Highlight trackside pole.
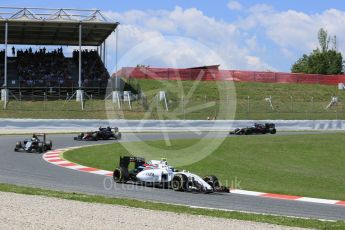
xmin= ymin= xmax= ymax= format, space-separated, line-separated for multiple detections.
xmin=1 ymin=22 xmax=9 ymax=108
xmin=4 ymin=22 xmax=8 ymax=90
xmin=103 ymin=40 xmax=106 ymax=67
xmin=104 ymin=25 xmax=121 ymax=109
xmin=115 ymin=26 xmax=119 ymax=90
xmin=78 ymin=23 xmax=82 ymax=90
xmin=76 ymin=23 xmax=84 ymax=110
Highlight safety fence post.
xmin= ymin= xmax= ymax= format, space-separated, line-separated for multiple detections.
xmin=247 ymin=96 xmax=250 ymax=115
xmin=290 ymin=96 xmax=293 ymax=112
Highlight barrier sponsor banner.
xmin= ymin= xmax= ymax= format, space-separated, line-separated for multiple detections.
xmin=0 ymin=119 xmax=344 ymax=133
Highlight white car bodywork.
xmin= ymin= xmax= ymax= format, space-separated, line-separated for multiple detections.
xmin=135 ymin=159 xmax=214 ymax=192
xmin=135 ymin=159 xmax=174 ymax=183
xmin=174 ymin=171 xmax=213 ymax=192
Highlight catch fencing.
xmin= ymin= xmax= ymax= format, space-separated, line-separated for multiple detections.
xmin=118 ymin=67 xmax=345 ymax=85
xmin=1 ymin=94 xmax=344 ymax=120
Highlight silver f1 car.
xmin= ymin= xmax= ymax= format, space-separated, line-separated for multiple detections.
xmin=113 ymin=156 xmax=229 ymax=193
xmin=14 ymin=133 xmax=52 ymax=153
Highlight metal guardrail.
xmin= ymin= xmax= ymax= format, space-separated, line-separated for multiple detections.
xmin=7 ymin=87 xmax=107 ymax=99
xmin=0 ymin=119 xmax=344 ymax=133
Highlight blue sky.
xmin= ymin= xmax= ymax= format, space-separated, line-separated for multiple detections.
xmin=3 ymin=1 xmax=345 ymax=72
xmin=5 ymin=0 xmax=345 ymax=16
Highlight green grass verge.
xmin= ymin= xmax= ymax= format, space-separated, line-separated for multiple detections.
xmin=0 ymin=183 xmax=344 ymax=229
xmin=64 ymin=133 xmax=345 ymax=201
xmin=0 ymin=80 xmax=344 ymax=119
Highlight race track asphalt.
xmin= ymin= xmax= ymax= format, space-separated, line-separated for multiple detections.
xmin=0 ymin=132 xmax=345 ymax=221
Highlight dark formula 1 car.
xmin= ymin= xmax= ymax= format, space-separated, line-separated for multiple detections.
xmin=14 ymin=133 xmax=53 ymax=153
xmin=74 ymin=127 xmax=122 ymax=141
xmin=113 ymin=156 xmax=229 ymax=193
xmin=230 ymin=123 xmax=276 ymax=135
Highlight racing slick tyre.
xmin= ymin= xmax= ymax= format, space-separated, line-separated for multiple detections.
xmin=270 ymin=128 xmax=277 ymax=134
xmin=14 ymin=141 xmax=22 ymax=152
xmin=113 ymin=168 xmax=126 ymax=183
xmin=115 ymin=132 xmax=122 ymax=140
xmin=171 ymin=174 xmax=188 ymax=192
xmin=203 ymin=175 xmax=220 ymax=190
xmin=92 ymin=133 xmax=98 ymax=141
xmin=37 ymin=142 xmax=44 ymax=153
xmin=74 ymin=133 xmax=83 ymax=141
xmin=244 ymin=129 xmax=251 ymax=135
xmin=46 ymin=140 xmax=53 ymax=150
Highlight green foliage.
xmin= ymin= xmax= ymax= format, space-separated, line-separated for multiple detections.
xmin=291 ymin=54 xmax=309 ymax=73
xmin=292 ymin=28 xmax=344 ymax=74
xmin=318 ymin=28 xmax=330 ymax=53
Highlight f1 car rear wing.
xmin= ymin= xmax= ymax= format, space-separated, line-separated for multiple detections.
xmin=32 ymin=133 xmax=46 ymax=142
xmin=119 ymin=156 xmax=145 ymax=169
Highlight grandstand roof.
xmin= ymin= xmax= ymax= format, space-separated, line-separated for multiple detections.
xmin=0 ymin=7 xmax=118 ymax=46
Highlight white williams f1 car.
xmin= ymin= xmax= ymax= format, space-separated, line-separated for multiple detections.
xmin=113 ymin=156 xmax=229 ymax=193
xmin=113 ymin=157 xmax=174 ymax=187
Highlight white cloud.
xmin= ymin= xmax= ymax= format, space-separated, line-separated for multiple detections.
xmin=92 ymin=4 xmax=345 ymax=73
xmin=245 ymin=35 xmax=258 ymax=51
xmin=104 ymin=7 xmax=271 ymax=72
xmin=245 ymin=55 xmax=276 ymax=71
xmin=248 ymin=3 xmax=273 ymax=14
xmin=227 ymin=1 xmax=243 ymax=11
xmin=238 ymin=6 xmax=345 ymax=60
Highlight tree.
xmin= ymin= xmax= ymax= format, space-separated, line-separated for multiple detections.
xmin=318 ymin=28 xmax=330 ymax=53
xmin=291 ymin=28 xmax=344 ymax=74
xmin=291 ymin=54 xmax=308 ymax=73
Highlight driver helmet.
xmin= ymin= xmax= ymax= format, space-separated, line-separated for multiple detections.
xmin=161 ymin=158 xmax=168 ymax=166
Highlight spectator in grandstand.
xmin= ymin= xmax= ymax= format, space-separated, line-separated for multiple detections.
xmin=0 ymin=50 xmax=5 ymax=86
xmin=16 ymin=48 xmax=70 ymax=87
xmin=14 ymin=47 xmax=108 ymax=88
xmin=73 ymin=49 xmax=110 ymax=87
xmin=0 ymin=50 xmax=5 ymax=60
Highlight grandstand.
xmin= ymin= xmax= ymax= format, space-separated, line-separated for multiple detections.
xmin=0 ymin=7 xmax=119 ymax=105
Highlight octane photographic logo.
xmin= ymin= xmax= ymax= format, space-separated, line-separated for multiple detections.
xmin=105 ymin=36 xmax=236 ymax=167
xmin=103 ymin=176 xmax=242 ymax=192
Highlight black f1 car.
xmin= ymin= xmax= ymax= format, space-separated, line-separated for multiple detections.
xmin=229 ymin=123 xmax=276 ymax=135
xmin=74 ymin=127 xmax=122 ymax=141
xmin=14 ymin=133 xmax=53 ymax=153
